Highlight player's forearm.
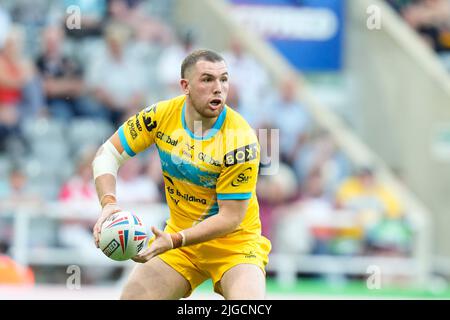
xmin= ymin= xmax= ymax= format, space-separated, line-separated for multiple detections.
xmin=178 ymin=200 xmax=247 ymax=247
xmin=92 ymin=133 xmax=129 ymax=209
xmin=181 ymin=213 xmax=241 ymax=246
xmin=94 ymin=173 xmax=117 ymax=208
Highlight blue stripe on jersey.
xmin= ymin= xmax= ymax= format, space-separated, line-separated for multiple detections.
xmin=118 ymin=126 xmax=136 ymax=157
xmin=217 ymin=192 xmax=252 ymax=200
xmin=157 ymin=147 xmax=219 ymax=189
xmin=182 ymin=103 xmax=227 ymax=140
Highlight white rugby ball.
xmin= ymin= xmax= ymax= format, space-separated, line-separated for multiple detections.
xmin=99 ymin=211 xmax=147 ymax=261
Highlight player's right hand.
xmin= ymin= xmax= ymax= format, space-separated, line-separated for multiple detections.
xmin=93 ymin=203 xmax=122 ymax=248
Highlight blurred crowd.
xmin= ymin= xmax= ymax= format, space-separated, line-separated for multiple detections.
xmin=0 ymin=0 xmax=414 ymax=284
xmin=387 ymin=0 xmax=450 ymax=70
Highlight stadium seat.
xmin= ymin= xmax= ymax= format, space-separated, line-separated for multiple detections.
xmin=0 ymin=155 xmax=11 ymax=178
xmin=22 ymin=118 xmax=65 ymax=144
xmin=67 ymin=119 xmax=114 ymax=153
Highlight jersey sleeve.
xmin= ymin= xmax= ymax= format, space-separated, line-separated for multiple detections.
xmin=216 ymin=141 xmax=260 ymax=200
xmin=117 ymin=104 xmax=159 ymax=156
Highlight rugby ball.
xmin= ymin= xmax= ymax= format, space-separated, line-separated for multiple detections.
xmin=99 ymin=211 xmax=147 ymax=261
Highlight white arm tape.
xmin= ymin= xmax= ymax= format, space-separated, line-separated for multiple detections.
xmin=92 ymin=140 xmax=131 ymax=180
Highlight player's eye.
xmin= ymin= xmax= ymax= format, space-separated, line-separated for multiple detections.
xmin=221 ymin=77 xmax=228 ymax=83
xmin=202 ymin=77 xmax=212 ymax=82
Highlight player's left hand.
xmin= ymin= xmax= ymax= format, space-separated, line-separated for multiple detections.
xmin=132 ymin=226 xmax=173 ymax=263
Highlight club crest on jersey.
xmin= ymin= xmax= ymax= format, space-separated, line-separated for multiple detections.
xmin=224 ymin=143 xmax=258 ymax=167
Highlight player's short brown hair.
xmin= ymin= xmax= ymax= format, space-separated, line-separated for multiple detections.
xmin=181 ymin=49 xmax=225 ymax=78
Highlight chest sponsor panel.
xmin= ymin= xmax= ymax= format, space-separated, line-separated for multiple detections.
xmin=224 ymin=143 xmax=258 ymax=167
xmin=197 ymin=151 xmax=221 ymax=167
xmin=165 ymin=185 xmax=208 ymax=205
xmin=156 ymin=131 xmax=179 ymax=146
xmin=158 ymin=146 xmax=220 ymax=189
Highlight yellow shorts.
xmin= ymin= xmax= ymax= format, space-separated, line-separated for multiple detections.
xmin=152 ymin=229 xmax=272 ymax=297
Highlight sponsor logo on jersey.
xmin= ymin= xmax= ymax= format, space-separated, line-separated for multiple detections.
xmin=143 ymin=114 xmax=157 ymax=132
xmin=231 ymin=167 xmax=252 ymax=187
xmin=143 ymin=104 xmax=157 ymax=132
xmin=176 ymin=189 xmax=207 ymax=205
xmin=198 ymin=152 xmax=221 ymax=167
xmin=166 ymin=185 xmax=207 ymax=205
xmin=244 ymin=250 xmax=257 ymax=259
xmin=224 ymin=143 xmax=258 ymax=167
xmin=127 ymin=119 xmax=138 ymax=139
xmin=156 ymin=131 xmax=178 ymax=146
xmin=135 ymin=113 xmax=142 ymax=131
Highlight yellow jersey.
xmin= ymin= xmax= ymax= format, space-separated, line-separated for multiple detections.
xmin=118 ymin=95 xmax=263 ymax=238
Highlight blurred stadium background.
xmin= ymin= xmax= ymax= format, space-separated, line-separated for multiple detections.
xmin=1 ymin=0 xmax=450 ymax=299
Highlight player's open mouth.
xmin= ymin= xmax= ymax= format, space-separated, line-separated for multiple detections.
xmin=209 ymin=99 xmax=222 ymax=110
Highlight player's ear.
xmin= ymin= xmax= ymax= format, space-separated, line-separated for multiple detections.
xmin=180 ymin=78 xmax=189 ymax=95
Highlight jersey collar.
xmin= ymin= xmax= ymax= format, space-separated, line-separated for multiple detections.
xmin=181 ymin=102 xmax=227 ymax=140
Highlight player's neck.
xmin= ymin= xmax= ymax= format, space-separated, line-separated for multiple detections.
xmin=185 ymin=102 xmax=218 ymax=137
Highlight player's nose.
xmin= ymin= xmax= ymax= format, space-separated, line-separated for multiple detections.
xmin=213 ymin=79 xmax=222 ymax=94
